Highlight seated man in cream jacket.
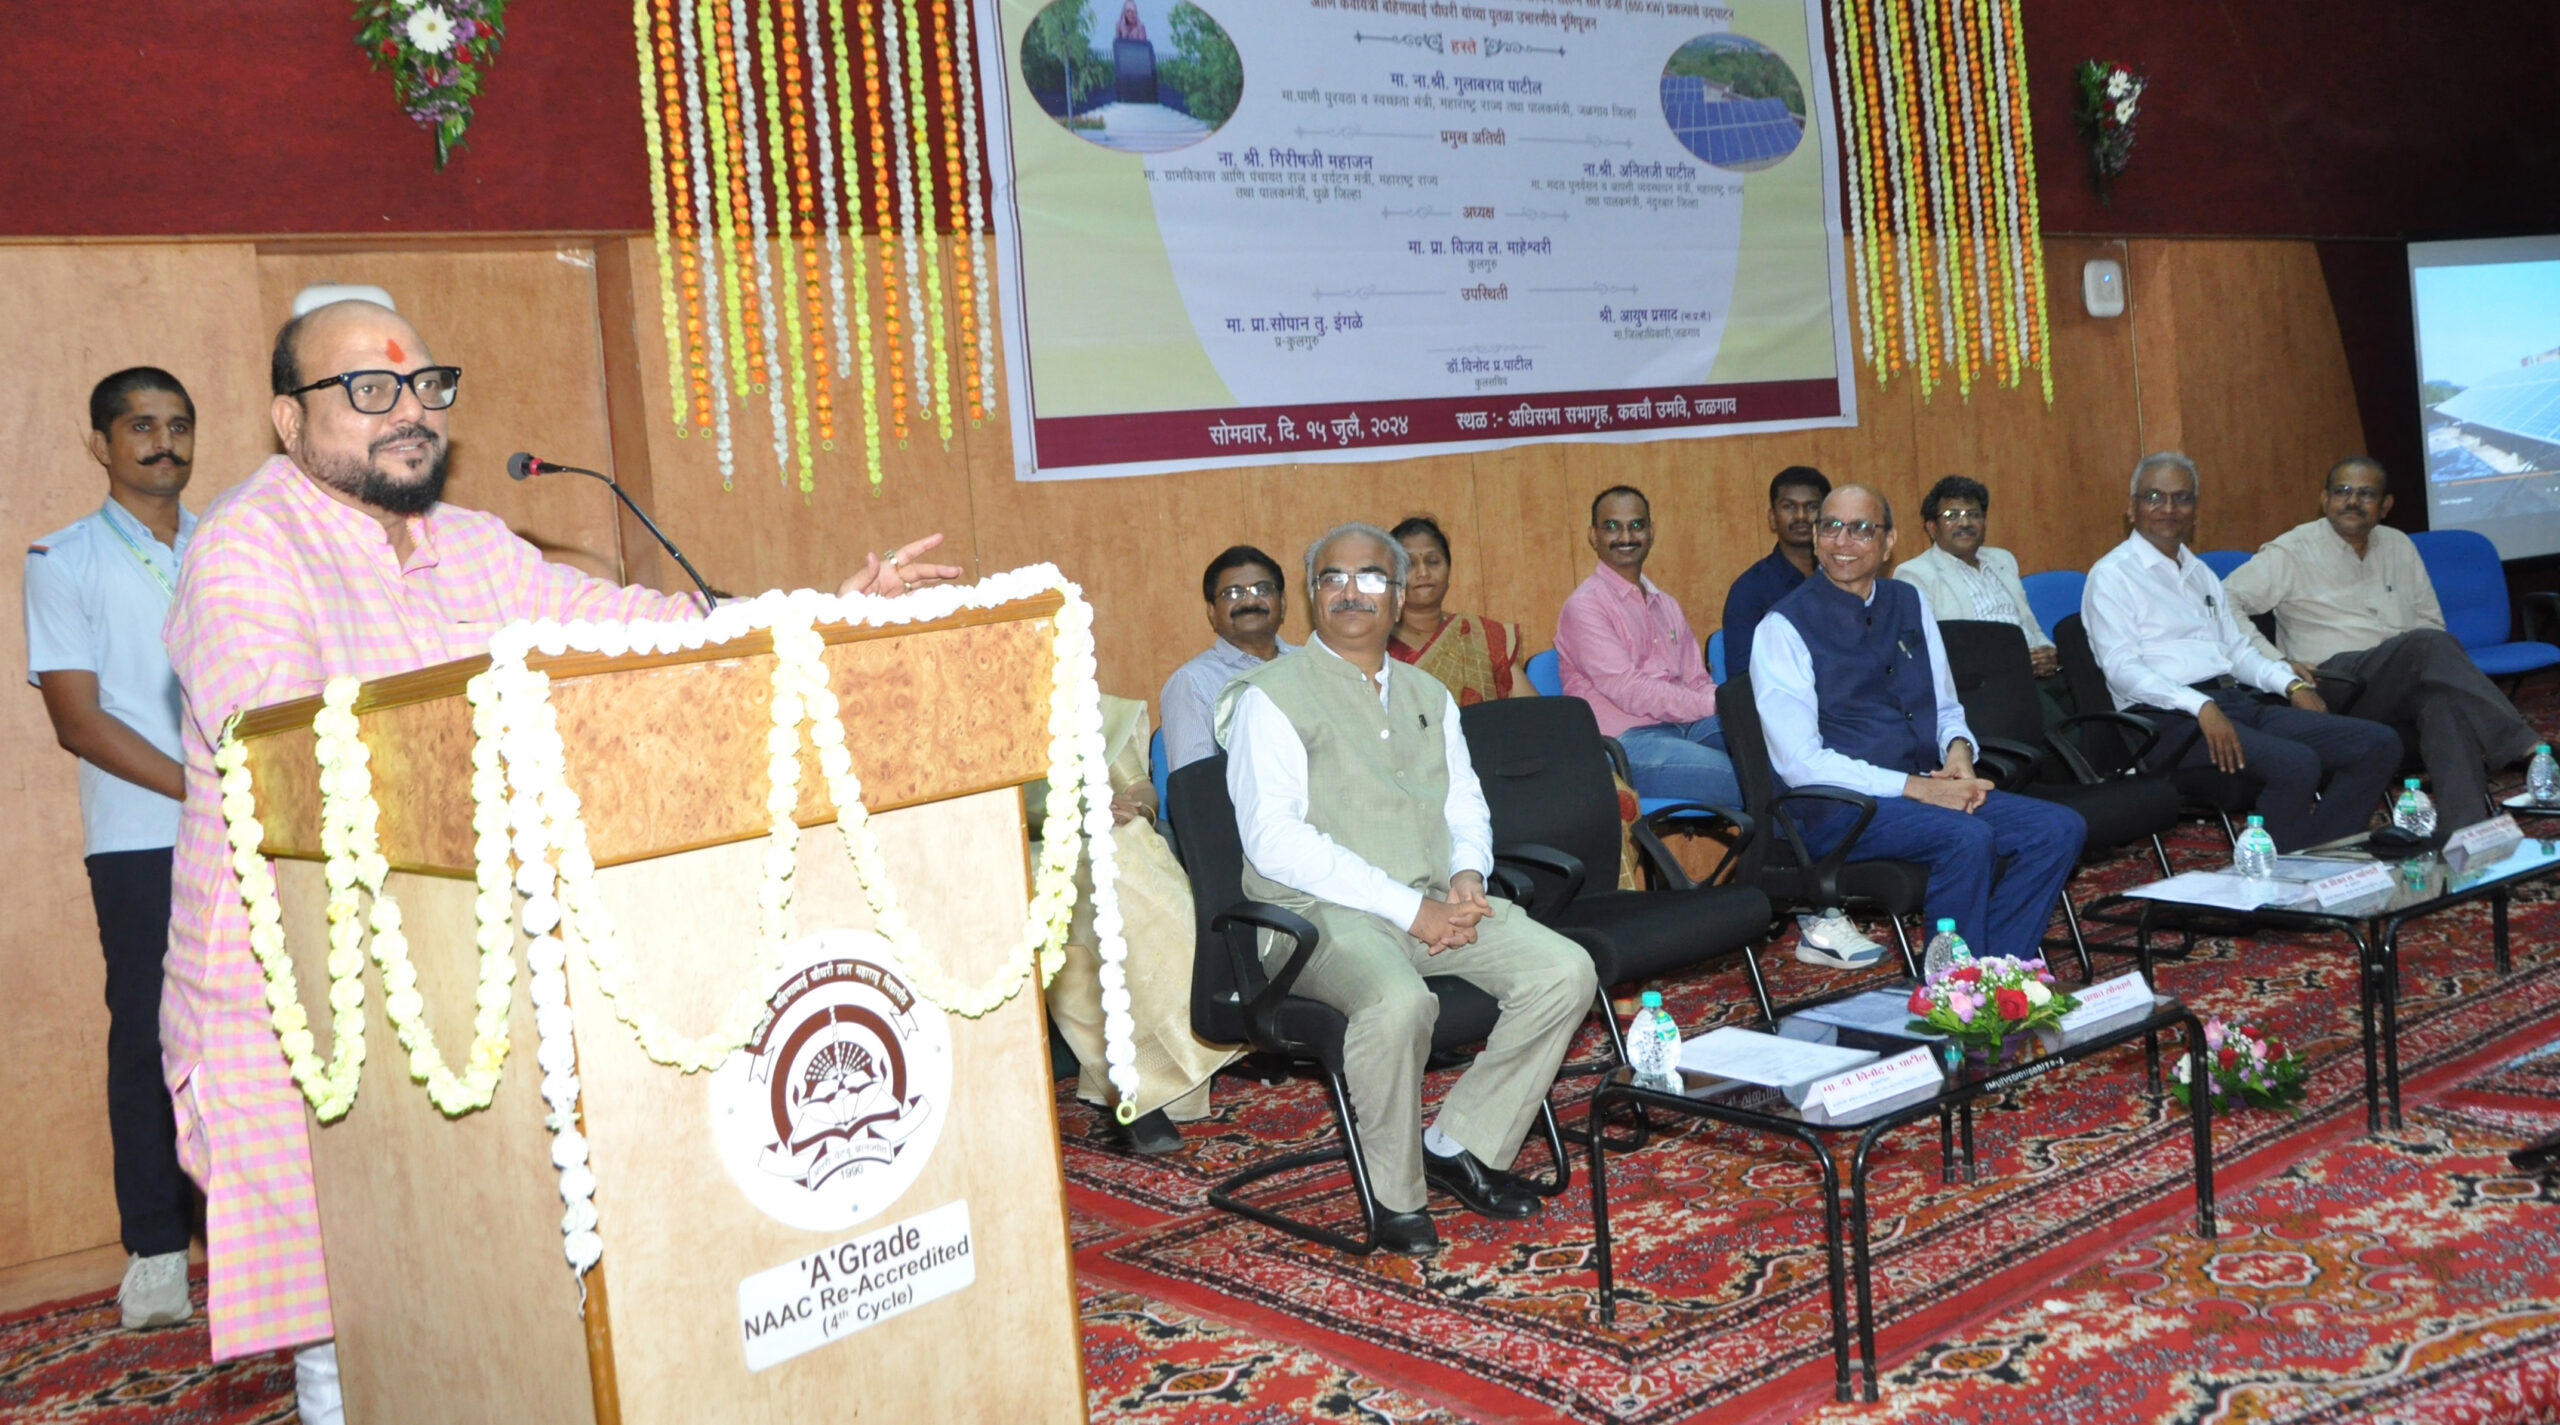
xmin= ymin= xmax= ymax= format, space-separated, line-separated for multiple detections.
xmin=1892 ymin=474 xmax=2070 ymax=731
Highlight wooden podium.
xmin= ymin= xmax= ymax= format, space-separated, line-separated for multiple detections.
xmin=234 ymin=594 xmax=1086 ymax=1424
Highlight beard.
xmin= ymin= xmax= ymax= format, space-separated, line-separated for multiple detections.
xmin=304 ymin=424 xmax=451 ymax=515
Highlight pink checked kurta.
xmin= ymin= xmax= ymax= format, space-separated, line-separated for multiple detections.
xmin=164 ymin=456 xmax=701 ymax=1359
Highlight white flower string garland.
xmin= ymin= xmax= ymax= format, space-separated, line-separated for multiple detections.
xmin=214 ymin=568 xmax=1137 ymax=1279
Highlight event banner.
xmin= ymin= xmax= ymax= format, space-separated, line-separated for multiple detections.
xmin=976 ymin=0 xmax=1855 ymax=480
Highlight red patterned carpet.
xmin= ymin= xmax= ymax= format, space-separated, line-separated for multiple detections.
xmin=9 ymin=799 xmax=2559 ymax=1423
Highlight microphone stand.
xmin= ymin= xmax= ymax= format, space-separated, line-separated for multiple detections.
xmin=514 ymin=455 xmax=719 ymax=615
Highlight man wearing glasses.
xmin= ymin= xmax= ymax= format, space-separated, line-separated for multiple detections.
xmin=159 ymin=298 xmax=959 ymax=1421
xmin=1216 ymin=523 xmax=1593 ymax=1257
xmin=2222 ymin=456 xmax=2536 ymax=831
xmin=1160 ymin=544 xmax=1297 ymax=770
xmin=1752 ymin=486 xmax=2087 ymax=964
xmin=1891 ymin=474 xmax=2072 ymax=732
xmin=2085 ymin=451 xmax=2400 ymax=850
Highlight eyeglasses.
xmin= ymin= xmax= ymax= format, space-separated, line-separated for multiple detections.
xmin=1214 ymin=579 xmax=1278 ymax=603
xmin=1595 ymin=517 xmax=1651 ymax=534
xmin=1815 ymin=517 xmax=1886 ymax=544
xmin=1314 ymin=569 xmax=1399 ymax=595
xmin=1931 ymin=509 xmax=1986 ymax=526
xmin=289 ymin=365 xmax=463 ymax=415
xmin=2135 ymin=488 xmax=2198 ymax=509
xmin=2325 ymin=484 xmax=2384 ymax=504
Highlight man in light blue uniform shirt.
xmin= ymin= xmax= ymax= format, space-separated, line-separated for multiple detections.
xmin=24 ymin=367 xmax=203 ymax=1330
xmin=1160 ymin=544 xmax=1298 ymax=770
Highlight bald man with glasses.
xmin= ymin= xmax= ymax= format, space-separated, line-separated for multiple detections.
xmin=2223 ymin=456 xmax=2537 ymax=831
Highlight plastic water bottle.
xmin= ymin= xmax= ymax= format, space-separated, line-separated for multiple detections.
xmin=2392 ymin=778 xmax=2437 ymax=838
xmin=1626 ymin=991 xmax=1682 ymax=1091
xmin=1921 ymin=918 xmax=1972 ymax=979
xmin=2530 ymin=744 xmax=2558 ymax=807
xmin=2232 ymin=814 xmax=2279 ymax=879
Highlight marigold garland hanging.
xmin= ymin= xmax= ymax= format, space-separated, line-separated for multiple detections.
xmin=639 ymin=0 xmax=988 ymax=490
xmin=1830 ymin=0 xmax=2051 ymax=402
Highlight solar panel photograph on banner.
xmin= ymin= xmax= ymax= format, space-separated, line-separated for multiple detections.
xmin=2410 ymin=235 xmax=2560 ymax=560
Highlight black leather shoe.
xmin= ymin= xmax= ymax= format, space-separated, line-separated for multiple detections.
xmin=1375 ymin=1209 xmax=1440 ymax=1256
xmin=1423 ymin=1148 xmax=1543 ymax=1219
xmin=1109 ymin=1108 xmax=1184 ymax=1156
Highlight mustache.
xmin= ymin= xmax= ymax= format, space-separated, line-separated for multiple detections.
xmin=1228 ymin=602 xmax=1271 ymax=617
xmin=1327 ymin=597 xmax=1379 ymax=615
xmin=370 ymin=422 xmax=443 ymax=455
xmin=138 ymin=451 xmax=189 ymax=466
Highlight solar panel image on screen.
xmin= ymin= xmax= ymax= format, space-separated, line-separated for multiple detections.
xmin=1659 ymin=76 xmax=1803 ymax=171
xmin=2435 ymin=363 xmax=2560 ymax=446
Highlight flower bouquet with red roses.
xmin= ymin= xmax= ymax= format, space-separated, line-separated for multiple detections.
xmin=2170 ymin=1017 xmax=2307 ymax=1114
xmin=1905 ymin=954 xmax=2079 ymax=1057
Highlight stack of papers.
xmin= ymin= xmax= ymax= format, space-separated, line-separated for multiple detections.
xmin=2120 ymin=870 xmax=2313 ymax=912
xmin=1786 ymin=989 xmax=1945 ymax=1043
xmin=1677 ymin=1026 xmax=1878 ymax=1106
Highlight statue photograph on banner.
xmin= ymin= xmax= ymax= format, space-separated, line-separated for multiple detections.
xmin=974 ymin=0 xmax=1855 ymax=478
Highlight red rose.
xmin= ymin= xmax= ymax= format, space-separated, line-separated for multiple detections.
xmin=380 ymin=40 xmax=398 ymax=57
xmin=1953 ymin=965 xmax=1983 ymax=983
xmin=1907 ymin=987 xmax=1934 ymax=1014
xmin=2217 ymin=1046 xmax=2239 ymax=1071
xmin=1994 ymin=987 xmax=2030 ymax=1021
xmin=2265 ymin=1039 xmax=2285 ymax=1060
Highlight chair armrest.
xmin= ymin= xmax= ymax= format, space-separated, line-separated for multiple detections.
xmin=1211 ymin=902 xmax=1323 ymax=1046
xmin=1632 ymin=800 xmax=1754 ymax=890
xmin=1486 ymin=863 xmax=1537 ymax=906
xmin=1972 ymin=736 xmax=2047 ymax=792
xmin=2054 ymin=709 xmax=2164 ymax=776
xmin=1491 ymin=842 xmax=1587 ymax=920
xmin=1601 ymin=735 xmax=1636 ymax=787
xmin=2523 ymin=591 xmax=2560 ymax=646
xmin=1764 ymin=785 xmax=1878 ymax=909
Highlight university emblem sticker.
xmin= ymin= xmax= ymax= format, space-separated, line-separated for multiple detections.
xmin=710 ymin=930 xmax=953 ymax=1233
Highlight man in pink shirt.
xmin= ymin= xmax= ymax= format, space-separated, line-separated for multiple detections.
xmin=163 ymin=299 xmax=957 ymax=1420
xmin=1552 ymin=485 xmax=1883 ymax=968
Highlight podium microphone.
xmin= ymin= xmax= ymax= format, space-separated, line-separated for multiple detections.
xmin=509 ymin=452 xmax=719 ymax=615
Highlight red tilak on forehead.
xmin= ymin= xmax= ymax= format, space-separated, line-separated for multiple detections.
xmin=385 ymin=337 xmax=406 ymax=363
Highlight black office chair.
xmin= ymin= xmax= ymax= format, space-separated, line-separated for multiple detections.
xmin=1166 ymin=756 xmax=1571 ymax=1256
xmin=2052 ymin=613 xmax=2265 ymax=861
xmin=1457 ymin=697 xmax=1777 ymax=1031
xmin=1715 ymin=673 xmax=1928 ymax=986
xmin=1936 ymin=619 xmax=2185 ymax=978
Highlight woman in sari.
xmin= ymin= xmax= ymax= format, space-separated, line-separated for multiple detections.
xmin=1387 ymin=515 xmax=1526 ymax=704
xmin=1047 ymin=694 xmax=1240 ymax=1152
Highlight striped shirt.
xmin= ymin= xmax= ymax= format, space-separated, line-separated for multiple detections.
xmin=163 ymin=456 xmax=698 ymax=1359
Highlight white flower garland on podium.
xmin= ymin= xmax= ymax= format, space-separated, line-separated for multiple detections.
xmin=215 ymin=567 xmax=1135 ymax=1278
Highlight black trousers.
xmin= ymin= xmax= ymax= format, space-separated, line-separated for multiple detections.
xmin=2138 ymin=685 xmax=2405 ymax=852
xmin=2319 ymin=628 xmax=2541 ymax=831
xmin=85 ymin=848 xmax=194 ymax=1256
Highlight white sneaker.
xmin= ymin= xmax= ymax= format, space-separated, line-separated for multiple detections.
xmin=1794 ymin=911 xmax=1888 ymax=969
xmin=118 ymin=1250 xmax=191 ymax=1330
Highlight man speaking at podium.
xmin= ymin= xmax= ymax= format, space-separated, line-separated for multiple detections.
xmin=162 ymin=297 xmax=958 ymax=1421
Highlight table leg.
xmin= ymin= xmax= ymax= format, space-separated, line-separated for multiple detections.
xmin=1851 ymin=1130 xmax=1887 ymax=1402
xmin=1937 ymin=1108 xmax=1956 ymax=1185
xmin=2380 ymin=925 xmax=2405 ymax=1129
xmin=1809 ymin=1135 xmax=1852 ymax=1403
xmin=2494 ymin=889 xmax=2511 ymax=975
xmin=2353 ymin=924 xmax=2381 ymax=1133
xmin=2184 ymin=1013 xmax=2217 ymax=1238
xmin=2144 ymin=1029 xmax=2162 ymax=1095
xmin=1959 ymin=1100 xmax=1978 ymax=1184
xmin=1589 ymin=1087 xmax=1617 ymax=1324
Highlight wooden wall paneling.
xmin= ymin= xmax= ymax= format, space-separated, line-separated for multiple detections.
xmin=607 ymin=238 xmax=982 ymax=605
xmin=253 ymin=248 xmax=628 ymax=580
xmin=0 ymin=242 xmax=274 ymax=1269
xmin=1463 ymin=441 xmax=1583 ymax=657
xmin=2148 ymin=240 xmax=2367 ymax=554
xmin=1907 ymin=237 xmax=2146 ymax=578
xmin=592 ymin=239 xmax=663 ymax=592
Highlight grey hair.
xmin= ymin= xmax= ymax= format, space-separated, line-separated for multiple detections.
xmin=2131 ymin=450 xmax=2199 ymax=497
xmin=1825 ymin=483 xmax=1896 ymax=530
xmin=1303 ymin=521 xmax=1411 ymax=594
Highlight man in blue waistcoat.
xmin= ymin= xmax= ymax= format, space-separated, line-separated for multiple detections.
xmin=1746 ymin=485 xmax=2087 ymax=963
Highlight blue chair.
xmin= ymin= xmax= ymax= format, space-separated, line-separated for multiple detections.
xmin=1706 ymin=628 xmax=1727 ymax=684
xmin=2198 ymin=548 xmax=2252 ymax=581
xmin=2411 ymin=529 xmax=2560 ymax=682
xmin=1149 ymin=726 xmax=1171 ymax=826
xmin=2018 ymin=569 xmax=2084 ymax=640
xmin=1524 ymin=648 xmax=1563 ymax=697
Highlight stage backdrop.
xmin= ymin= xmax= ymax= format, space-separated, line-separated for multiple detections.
xmin=978 ymin=0 xmax=1855 ymax=479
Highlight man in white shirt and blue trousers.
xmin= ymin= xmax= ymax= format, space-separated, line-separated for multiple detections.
xmin=1218 ymin=523 xmax=1594 ymax=1258
xmin=1750 ymin=486 xmax=2088 ymax=964
xmin=2085 ymin=452 xmax=2402 ymax=851
xmin=24 ymin=368 xmax=203 ymax=1329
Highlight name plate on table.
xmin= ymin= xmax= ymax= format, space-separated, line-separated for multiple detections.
xmin=737 ymin=1199 xmax=976 ymax=1372
xmin=1796 ymin=1046 xmax=1941 ymax=1114
xmin=2444 ymin=814 xmax=2524 ymax=873
xmin=2056 ymin=971 xmax=2151 ymax=1032
xmin=2308 ymin=862 xmax=2396 ymax=910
